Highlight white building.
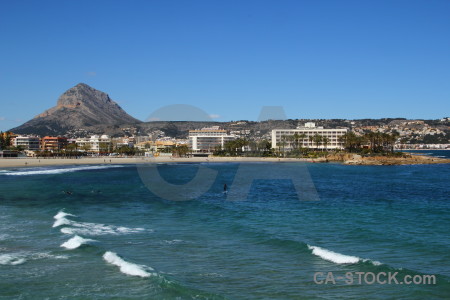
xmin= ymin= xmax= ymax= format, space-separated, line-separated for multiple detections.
xmin=271 ymin=123 xmax=348 ymax=150
xmin=76 ymin=135 xmax=111 ymax=153
xmin=12 ymin=136 xmax=40 ymax=151
xmin=189 ymin=126 xmax=236 ymax=152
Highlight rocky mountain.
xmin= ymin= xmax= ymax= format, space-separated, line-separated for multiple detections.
xmin=10 ymin=83 xmax=141 ymax=136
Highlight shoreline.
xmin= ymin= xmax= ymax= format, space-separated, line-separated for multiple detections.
xmin=1 ymin=153 xmax=449 ymax=168
xmin=0 ymin=156 xmax=316 ymax=168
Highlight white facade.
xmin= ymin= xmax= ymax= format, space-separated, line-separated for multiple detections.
xmin=76 ymin=135 xmax=111 ymax=152
xmin=13 ymin=136 xmax=40 ymax=151
xmin=271 ymin=123 xmax=348 ymax=150
xmin=189 ymin=127 xmax=236 ymax=152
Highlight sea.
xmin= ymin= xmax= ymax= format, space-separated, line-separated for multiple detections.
xmin=0 ymin=150 xmax=449 ymax=299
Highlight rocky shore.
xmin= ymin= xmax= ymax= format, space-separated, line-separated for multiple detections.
xmin=325 ymin=153 xmax=450 ymax=165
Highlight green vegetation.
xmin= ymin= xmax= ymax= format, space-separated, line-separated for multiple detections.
xmin=172 ymin=144 xmax=189 ymax=157
xmin=338 ymin=131 xmax=398 ymax=154
xmin=0 ymin=131 xmax=12 ymax=149
xmin=214 ymin=138 xmax=274 ymax=157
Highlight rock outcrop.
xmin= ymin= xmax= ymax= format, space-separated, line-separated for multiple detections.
xmin=326 ymin=153 xmax=450 ymax=165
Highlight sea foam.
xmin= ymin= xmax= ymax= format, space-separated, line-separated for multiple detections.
xmin=61 ymin=235 xmax=96 ymax=250
xmin=53 ymin=210 xmax=146 ymax=235
xmin=307 ymin=245 xmax=361 ymax=264
xmin=54 ymin=211 xmax=76 ymax=220
xmin=53 ymin=217 xmax=73 ymax=228
xmin=0 ymin=252 xmax=68 ymax=266
xmin=103 ymin=251 xmax=154 ymax=278
xmin=307 ymin=245 xmax=382 ymax=265
xmin=0 ymin=254 xmax=26 ymax=265
xmin=60 ymin=222 xmax=146 ymax=236
xmin=3 ymin=165 xmax=124 ymax=176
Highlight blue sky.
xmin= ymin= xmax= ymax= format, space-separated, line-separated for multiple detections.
xmin=1 ymin=0 xmax=449 ymax=131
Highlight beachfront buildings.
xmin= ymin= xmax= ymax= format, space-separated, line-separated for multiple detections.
xmin=41 ymin=136 xmax=68 ymax=151
xmin=75 ymin=135 xmax=112 ymax=153
xmin=12 ymin=136 xmax=41 ymax=151
xmin=189 ymin=126 xmax=236 ymax=153
xmin=271 ymin=123 xmax=348 ymax=150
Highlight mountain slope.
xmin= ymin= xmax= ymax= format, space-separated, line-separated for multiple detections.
xmin=10 ymin=83 xmax=141 ymax=136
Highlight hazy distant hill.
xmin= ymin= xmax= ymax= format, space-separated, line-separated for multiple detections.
xmin=10 ymin=83 xmax=141 ymax=136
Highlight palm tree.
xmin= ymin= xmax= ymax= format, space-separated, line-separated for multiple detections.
xmin=339 ymin=132 xmax=360 ymax=152
xmin=280 ymin=135 xmax=288 ymax=157
xmin=322 ymin=136 xmax=330 ymax=151
xmin=308 ymin=135 xmax=314 ymax=150
xmin=286 ymin=135 xmax=295 ymax=153
xmin=313 ymin=134 xmax=323 ymax=151
xmin=292 ymin=133 xmax=300 ymax=151
xmin=298 ymin=133 xmax=307 ymax=149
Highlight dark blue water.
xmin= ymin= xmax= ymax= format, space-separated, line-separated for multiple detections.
xmin=0 ymin=161 xmax=449 ymax=299
xmin=399 ymin=149 xmax=450 ymax=159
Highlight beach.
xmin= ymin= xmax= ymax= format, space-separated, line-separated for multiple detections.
xmin=0 ymin=156 xmax=314 ymax=168
xmin=2 ymin=152 xmax=450 ymax=168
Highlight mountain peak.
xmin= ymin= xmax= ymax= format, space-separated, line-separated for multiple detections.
xmin=10 ymin=84 xmax=141 ymax=136
xmin=56 ymin=83 xmax=112 ymax=108
xmin=74 ymin=82 xmax=91 ymax=88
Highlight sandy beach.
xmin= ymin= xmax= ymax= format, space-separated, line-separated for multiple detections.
xmin=0 ymin=156 xmax=313 ymax=168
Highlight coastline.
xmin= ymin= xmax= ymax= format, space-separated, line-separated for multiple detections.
xmin=1 ymin=153 xmax=450 ymax=168
xmin=0 ymin=156 xmax=315 ymax=168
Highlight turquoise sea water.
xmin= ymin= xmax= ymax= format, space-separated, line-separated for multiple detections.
xmin=0 ymin=152 xmax=449 ymax=299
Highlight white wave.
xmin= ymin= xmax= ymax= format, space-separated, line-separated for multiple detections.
xmin=0 ymin=252 xmax=68 ymax=266
xmin=362 ymin=258 xmax=382 ymax=266
xmin=61 ymin=235 xmax=96 ymax=250
xmin=162 ymin=239 xmax=184 ymax=245
xmin=307 ymin=245 xmax=382 ymax=266
xmin=0 ymin=254 xmax=26 ymax=265
xmin=308 ymin=245 xmax=360 ymax=264
xmin=3 ymin=165 xmax=124 ymax=176
xmin=53 ymin=217 xmax=73 ymax=228
xmin=60 ymin=221 xmax=146 ymax=236
xmin=54 ymin=211 xmax=76 ymax=220
xmin=103 ymin=251 xmax=154 ymax=278
xmin=30 ymin=252 xmax=69 ymax=260
xmin=0 ymin=234 xmax=9 ymax=241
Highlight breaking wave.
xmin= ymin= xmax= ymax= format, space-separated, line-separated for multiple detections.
xmin=54 ymin=211 xmax=76 ymax=220
xmin=3 ymin=165 xmax=124 ymax=176
xmin=53 ymin=210 xmax=147 ymax=236
xmin=59 ymin=222 xmax=146 ymax=236
xmin=307 ymin=245 xmax=381 ymax=265
xmin=103 ymin=251 xmax=155 ymax=278
xmin=61 ymin=235 xmax=96 ymax=250
xmin=0 ymin=254 xmax=26 ymax=265
xmin=0 ymin=252 xmax=68 ymax=266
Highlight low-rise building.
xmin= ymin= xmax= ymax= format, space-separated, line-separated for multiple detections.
xmin=41 ymin=136 xmax=68 ymax=151
xmin=76 ymin=135 xmax=112 ymax=153
xmin=12 ymin=136 xmax=41 ymax=151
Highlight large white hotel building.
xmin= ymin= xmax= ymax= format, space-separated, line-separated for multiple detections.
xmin=271 ymin=122 xmax=348 ymax=150
xmin=189 ymin=126 xmax=236 ymax=153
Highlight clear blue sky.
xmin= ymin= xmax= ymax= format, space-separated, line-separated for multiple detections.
xmin=1 ymin=0 xmax=449 ymax=131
